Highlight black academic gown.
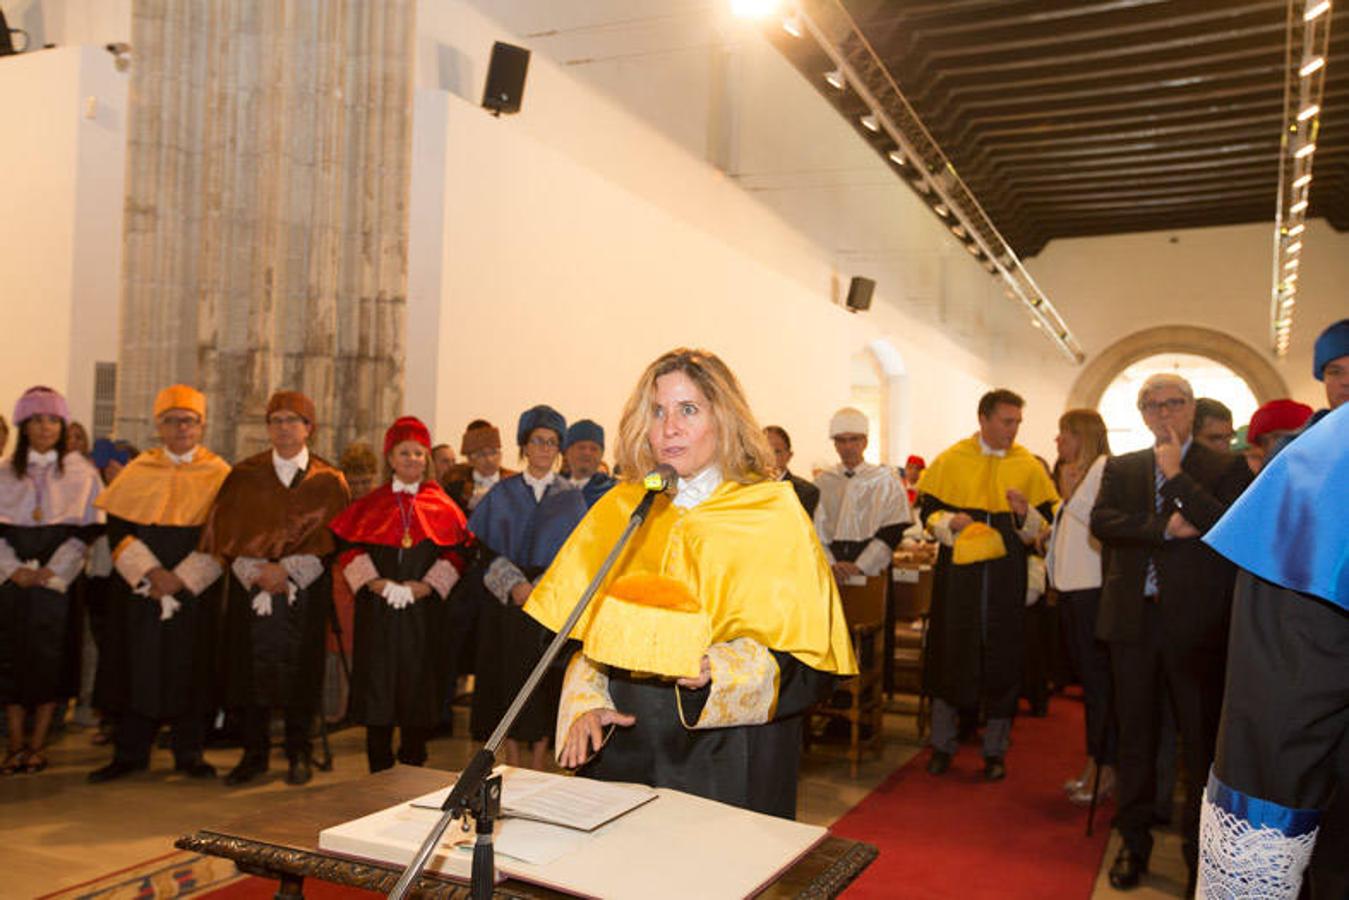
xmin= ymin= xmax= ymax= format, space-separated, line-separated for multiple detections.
xmin=349 ymin=540 xmax=450 ymax=728
xmin=0 ymin=524 xmax=97 ymax=706
xmin=580 ymin=651 xmax=834 ymax=819
xmin=100 ymin=516 xmax=215 ymax=720
xmin=921 ymin=497 xmax=1054 ymax=718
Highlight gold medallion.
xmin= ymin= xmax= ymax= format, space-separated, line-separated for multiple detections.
xmin=401 ymin=532 xmax=413 ymax=549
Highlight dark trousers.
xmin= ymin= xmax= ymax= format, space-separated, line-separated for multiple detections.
xmin=1215 ymin=576 xmax=1349 ymax=898
xmin=1110 ymin=599 xmax=1225 ymax=872
xmin=115 ymin=710 xmax=204 ymax=766
xmin=365 ymin=724 xmax=432 ymax=773
xmin=1059 ymin=589 xmax=1117 ymax=764
xmin=240 ymin=704 xmax=312 ymax=761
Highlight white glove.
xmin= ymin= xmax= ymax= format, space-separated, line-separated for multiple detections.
xmin=251 ymin=592 xmax=274 ymax=617
xmin=159 ymin=595 xmax=182 ymax=621
xmin=381 ymin=581 xmax=415 ymax=610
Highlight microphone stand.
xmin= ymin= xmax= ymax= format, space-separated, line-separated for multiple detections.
xmin=388 ymin=477 xmax=669 ymax=900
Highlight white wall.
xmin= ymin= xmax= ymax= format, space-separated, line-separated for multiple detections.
xmin=1027 ymin=221 xmax=1349 ymax=415
xmin=3 ymin=0 xmax=132 ymax=50
xmin=0 ymin=46 xmax=127 ymax=441
xmin=408 ymin=0 xmax=1074 ymax=470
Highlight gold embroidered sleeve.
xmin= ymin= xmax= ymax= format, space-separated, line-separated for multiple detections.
xmin=554 ymin=652 xmax=614 ymax=760
xmin=680 ymin=637 xmax=780 ymax=730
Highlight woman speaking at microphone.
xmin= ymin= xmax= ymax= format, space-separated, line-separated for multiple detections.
xmin=524 ymin=348 xmax=856 ymax=819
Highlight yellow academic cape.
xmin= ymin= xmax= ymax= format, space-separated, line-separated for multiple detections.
xmin=525 ymin=479 xmax=857 ymax=677
xmin=95 ymin=447 xmax=231 ymax=527
xmin=915 ymin=436 xmax=1059 ymax=515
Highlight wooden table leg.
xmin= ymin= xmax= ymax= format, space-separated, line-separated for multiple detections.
xmin=274 ymin=872 xmax=305 ymax=900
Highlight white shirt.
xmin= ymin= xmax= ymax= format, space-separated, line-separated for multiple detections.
xmin=522 ymin=470 xmax=556 ymax=502
xmin=814 ymin=461 xmax=913 ymax=576
xmin=165 ymin=447 xmax=198 ymax=465
xmin=27 ymin=449 xmax=58 ymax=467
xmin=978 ymin=435 xmax=1007 ymax=458
xmin=674 ymin=465 xmax=722 ymax=510
xmin=272 ymin=446 xmax=309 ymax=488
xmin=392 ymin=478 xmax=419 ymax=495
xmin=1046 ymin=455 xmax=1106 ymax=591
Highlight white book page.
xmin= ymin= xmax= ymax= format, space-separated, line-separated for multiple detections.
xmin=409 ymin=767 xmax=657 ymax=831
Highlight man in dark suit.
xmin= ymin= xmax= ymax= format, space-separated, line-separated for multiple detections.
xmin=765 ymin=425 xmax=820 ymax=518
xmin=1091 ymin=373 xmax=1251 ymax=892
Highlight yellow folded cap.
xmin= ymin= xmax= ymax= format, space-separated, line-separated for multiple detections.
xmin=582 ymin=574 xmax=710 ymax=679
xmin=953 ymin=521 xmax=1007 ymax=565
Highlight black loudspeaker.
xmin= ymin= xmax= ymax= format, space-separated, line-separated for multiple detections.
xmin=482 ymin=41 xmax=530 ymax=115
xmin=845 ymin=276 xmax=875 ymax=312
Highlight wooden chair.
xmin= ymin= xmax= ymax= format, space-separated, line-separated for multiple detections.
xmin=806 ymin=574 xmax=887 ymax=777
xmin=889 ymin=565 xmax=934 ymax=738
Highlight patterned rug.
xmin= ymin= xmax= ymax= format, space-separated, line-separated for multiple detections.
xmin=35 ymin=851 xmax=244 ymax=900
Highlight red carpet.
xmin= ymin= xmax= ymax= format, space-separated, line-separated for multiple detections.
xmin=831 ymin=694 xmax=1110 ymax=899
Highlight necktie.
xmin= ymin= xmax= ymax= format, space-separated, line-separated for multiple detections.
xmin=1144 ymin=464 xmax=1164 ymax=597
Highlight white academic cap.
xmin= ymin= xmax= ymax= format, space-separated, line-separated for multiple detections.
xmin=829 ymin=407 xmax=869 ymax=438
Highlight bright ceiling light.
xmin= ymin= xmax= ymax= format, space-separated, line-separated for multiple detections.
xmin=824 ymin=69 xmax=845 ymax=90
xmin=1284 ymin=258 xmax=1300 ymax=270
xmin=1299 ymin=56 xmax=1326 ymax=77
xmin=1287 ymin=223 xmax=1307 ymax=237
xmin=730 ymin=0 xmax=780 ymax=18
xmin=859 ymin=113 xmax=880 ymax=132
xmin=1305 ymin=1 xmax=1331 ymax=21
xmin=887 ymin=149 xmax=906 ymax=166
xmin=1294 ymin=142 xmax=1317 ymax=159
xmin=1287 ymin=240 xmax=1304 ymax=254
xmin=1298 ymin=104 xmax=1321 ymax=122
xmin=781 ymin=14 xmax=801 ymax=37
xmin=1293 ymin=173 xmax=1312 ymax=189
xmin=933 ymin=203 xmax=950 ymax=218
xmin=1290 ymin=199 xmax=1309 ymax=214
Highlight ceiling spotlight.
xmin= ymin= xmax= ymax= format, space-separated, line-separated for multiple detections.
xmin=1294 ymin=142 xmax=1317 ymax=159
xmin=933 ymin=203 xmax=950 ymax=218
xmin=1298 ymin=104 xmax=1321 ymax=122
xmin=1287 ymin=240 xmax=1304 ymax=254
xmin=1285 ymin=258 xmax=1300 ymax=269
xmin=781 ymin=14 xmax=802 ymax=37
xmin=1293 ymin=173 xmax=1313 ymax=189
xmin=1290 ymin=199 xmax=1309 ymax=214
xmin=1299 ymin=56 xmax=1326 ymax=77
xmin=887 ymin=149 xmax=906 ymax=166
xmin=824 ymin=69 xmax=845 ymax=90
xmin=859 ymin=113 xmax=880 ymax=132
xmin=1305 ymin=0 xmax=1331 ymax=21
xmin=1287 ymin=223 xmax=1307 ymax=237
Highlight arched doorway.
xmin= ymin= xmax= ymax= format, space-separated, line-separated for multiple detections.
xmin=848 ymin=339 xmax=909 ymax=464
xmin=1098 ymin=353 xmax=1260 ymax=453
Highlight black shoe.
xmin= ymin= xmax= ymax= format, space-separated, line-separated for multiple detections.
xmin=1108 ymin=848 xmax=1148 ymax=890
xmin=174 ymin=757 xmax=217 ymax=779
xmin=87 ymin=759 xmax=148 ymax=783
xmin=286 ymin=756 xmax=312 ymax=786
xmin=926 ymin=750 xmax=952 ymax=775
xmin=983 ymin=756 xmax=1006 ymax=781
xmin=224 ymin=757 xmax=268 ymax=786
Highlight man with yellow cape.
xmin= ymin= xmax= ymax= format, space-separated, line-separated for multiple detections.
xmin=88 ymin=385 xmax=231 ymax=782
xmin=917 ymin=389 xmax=1058 ymax=781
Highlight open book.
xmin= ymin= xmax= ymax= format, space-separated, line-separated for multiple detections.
xmin=318 ymin=767 xmax=827 ymax=898
xmin=409 ymin=765 xmax=657 ymax=831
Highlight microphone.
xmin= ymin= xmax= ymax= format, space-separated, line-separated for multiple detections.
xmin=642 ymin=464 xmax=678 ymax=493
xmin=633 ymin=464 xmax=677 ymax=523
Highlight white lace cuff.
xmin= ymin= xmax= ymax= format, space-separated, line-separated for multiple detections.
xmin=484 ymin=556 xmax=527 ymax=604
xmin=1198 ymin=770 xmax=1319 ymax=900
xmin=343 ymin=553 xmax=379 ymax=593
xmin=175 ymin=552 xmax=222 ymax=597
xmin=112 ymin=536 xmax=161 ymax=588
xmin=423 ymin=558 xmax=460 ymax=599
xmin=281 ymin=554 xmax=324 ymax=590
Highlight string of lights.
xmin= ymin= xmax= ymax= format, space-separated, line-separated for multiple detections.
xmin=1270 ymin=0 xmax=1333 ymax=357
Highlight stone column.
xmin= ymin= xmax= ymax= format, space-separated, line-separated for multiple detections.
xmin=116 ymin=0 xmax=414 ymax=461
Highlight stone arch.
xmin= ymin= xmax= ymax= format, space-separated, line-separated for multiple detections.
xmin=1067 ymin=326 xmax=1289 ymax=409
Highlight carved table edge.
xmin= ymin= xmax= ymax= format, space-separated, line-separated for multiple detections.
xmin=794 ymin=840 xmax=879 ymax=899
xmin=174 ymin=831 xmax=472 ymax=897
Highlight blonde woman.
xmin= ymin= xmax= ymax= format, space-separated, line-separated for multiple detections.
xmin=1046 ymin=408 xmax=1114 ymax=804
xmin=525 ymin=348 xmax=856 ymax=819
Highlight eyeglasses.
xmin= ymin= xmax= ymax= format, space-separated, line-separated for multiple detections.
xmin=159 ymin=415 xmax=201 ymax=428
xmin=528 ymin=436 xmax=559 ymax=449
xmin=1139 ymin=397 xmax=1189 ymax=414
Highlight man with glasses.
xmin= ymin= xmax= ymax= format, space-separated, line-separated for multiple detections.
xmin=1091 ymin=373 xmax=1251 ymax=893
xmin=201 ymin=391 xmax=350 ymax=786
xmin=89 ymin=385 xmax=231 ymax=783
xmin=440 ymin=420 xmax=515 ymax=514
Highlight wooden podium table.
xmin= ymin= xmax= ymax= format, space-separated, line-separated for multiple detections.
xmin=176 ymin=767 xmax=877 ymax=899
